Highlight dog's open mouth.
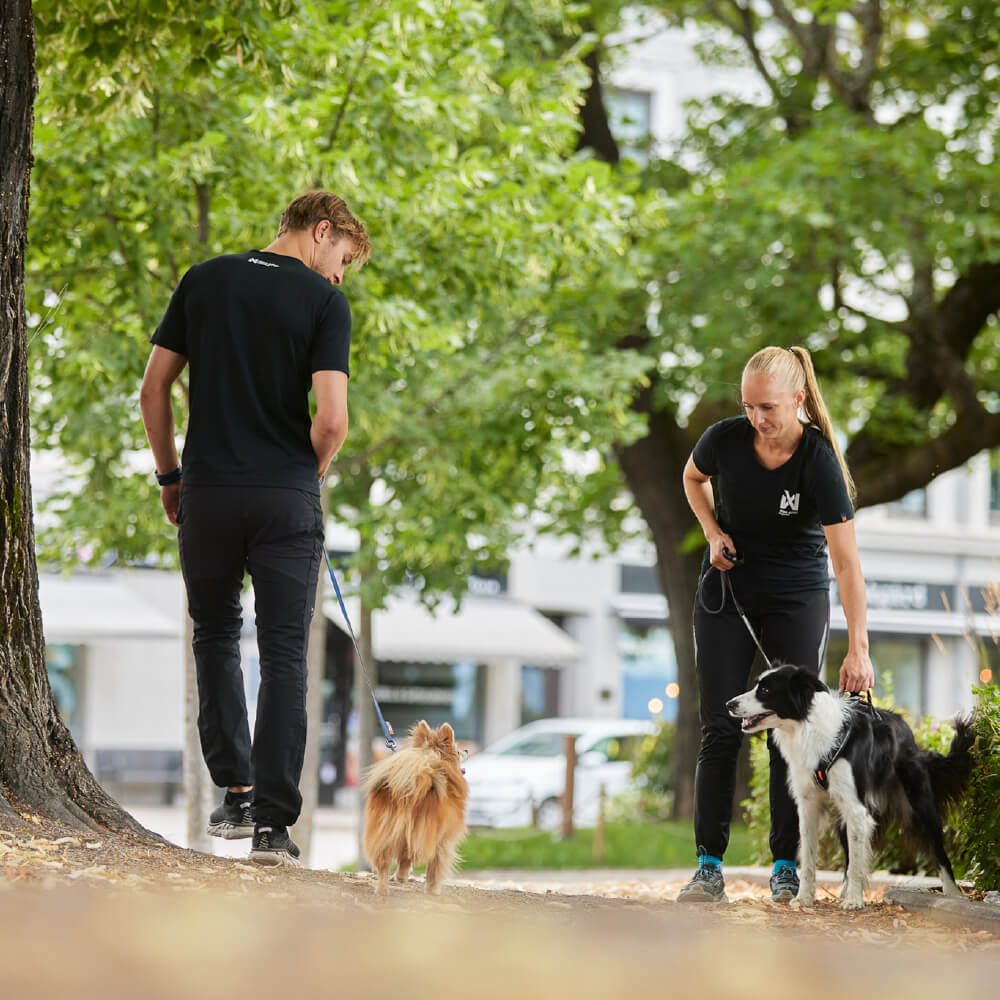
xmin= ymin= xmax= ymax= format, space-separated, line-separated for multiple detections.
xmin=740 ymin=712 xmax=773 ymax=731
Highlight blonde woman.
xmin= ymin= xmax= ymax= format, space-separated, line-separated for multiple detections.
xmin=678 ymin=345 xmax=874 ymax=903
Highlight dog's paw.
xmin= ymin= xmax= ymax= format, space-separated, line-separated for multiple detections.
xmin=790 ymin=895 xmax=813 ymax=911
xmin=839 ymin=896 xmax=864 ymax=911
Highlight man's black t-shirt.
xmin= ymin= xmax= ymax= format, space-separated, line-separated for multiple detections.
xmin=151 ymin=250 xmax=351 ymax=494
xmin=691 ymin=416 xmax=854 ymax=593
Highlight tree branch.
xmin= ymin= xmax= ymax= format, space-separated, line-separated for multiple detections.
xmin=324 ymin=5 xmax=384 ymax=156
xmin=853 ymin=409 xmax=1000 ymax=508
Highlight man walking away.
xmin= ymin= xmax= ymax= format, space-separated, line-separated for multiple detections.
xmin=140 ymin=192 xmax=371 ymax=866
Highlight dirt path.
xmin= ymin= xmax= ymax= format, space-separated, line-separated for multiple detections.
xmin=3 ymin=823 xmax=998 ymax=998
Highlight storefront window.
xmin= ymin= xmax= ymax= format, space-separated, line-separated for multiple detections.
xmin=619 ymin=620 xmax=678 ymax=721
xmin=825 ymin=635 xmax=925 ymax=717
xmin=375 ymin=660 xmax=484 ymax=744
xmin=46 ymin=644 xmax=82 ymax=741
xmin=521 ymin=666 xmax=560 ymax=726
xmin=990 ymin=452 xmax=1000 ymax=522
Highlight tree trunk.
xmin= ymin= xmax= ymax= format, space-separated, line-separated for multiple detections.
xmin=614 ymin=383 xmax=703 ymax=820
xmin=183 ymin=613 xmax=213 ymax=852
xmin=353 ymin=598 xmax=377 ymax=867
xmin=0 ymin=0 xmax=151 ymax=838
xmin=295 ymin=485 xmax=330 ymax=864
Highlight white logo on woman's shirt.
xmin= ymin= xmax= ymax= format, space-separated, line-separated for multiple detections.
xmin=779 ymin=490 xmax=800 ymax=515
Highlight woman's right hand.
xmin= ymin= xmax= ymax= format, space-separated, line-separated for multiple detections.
xmin=708 ymin=532 xmax=739 ymax=571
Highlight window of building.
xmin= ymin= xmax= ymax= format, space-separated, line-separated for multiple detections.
xmin=45 ymin=643 xmax=82 ymax=742
xmin=989 ymin=452 xmax=1000 ymax=523
xmin=605 ymin=87 xmax=652 ymax=163
xmin=521 ymin=666 xmax=560 ymax=726
xmin=887 ymin=488 xmax=928 ymax=519
xmin=824 ymin=635 xmax=925 ymax=717
xmin=618 ymin=620 xmax=678 ymax=720
xmin=375 ymin=660 xmax=484 ymax=745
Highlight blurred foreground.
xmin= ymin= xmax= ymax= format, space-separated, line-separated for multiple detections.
xmin=4 ymin=874 xmax=999 ymax=1000
xmin=2 ymin=820 xmax=999 ymax=1000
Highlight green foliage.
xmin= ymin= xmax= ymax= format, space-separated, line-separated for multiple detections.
xmin=453 ymin=819 xmax=756 ymax=870
xmin=741 ymin=684 xmax=1000 ymax=888
xmin=743 ymin=733 xmax=772 ymax=866
xmin=957 ymin=684 xmax=1000 ymax=891
xmin=27 ymin=1 xmax=650 ymax=594
xmin=626 ymin=719 xmax=675 ymax=820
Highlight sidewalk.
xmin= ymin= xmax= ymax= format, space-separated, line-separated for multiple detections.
xmin=454 ymin=865 xmax=948 ymax=891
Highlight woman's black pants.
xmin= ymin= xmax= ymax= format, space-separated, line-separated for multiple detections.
xmin=178 ymin=485 xmax=323 ymax=829
xmin=692 ymin=579 xmax=830 ymax=862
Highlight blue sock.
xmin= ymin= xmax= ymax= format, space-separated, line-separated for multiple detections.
xmin=698 ymin=853 xmax=723 ymax=870
xmin=773 ymin=859 xmax=796 ymax=873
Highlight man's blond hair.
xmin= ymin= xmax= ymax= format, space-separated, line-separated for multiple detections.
xmin=278 ymin=191 xmax=371 ymax=265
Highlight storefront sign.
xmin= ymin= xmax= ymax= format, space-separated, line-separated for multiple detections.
xmin=833 ymin=581 xmax=952 ymax=612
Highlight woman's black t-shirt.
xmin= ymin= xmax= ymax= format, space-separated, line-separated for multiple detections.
xmin=691 ymin=416 xmax=854 ymax=593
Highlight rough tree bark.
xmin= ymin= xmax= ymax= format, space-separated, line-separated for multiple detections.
xmin=0 ymin=0 xmax=151 ymax=837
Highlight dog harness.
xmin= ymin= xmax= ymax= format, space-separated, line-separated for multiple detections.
xmin=813 ymin=693 xmax=875 ymax=789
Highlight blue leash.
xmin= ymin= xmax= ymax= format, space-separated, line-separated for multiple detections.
xmin=322 ymin=547 xmax=397 ymax=753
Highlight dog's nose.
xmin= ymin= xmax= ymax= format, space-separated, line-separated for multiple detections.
xmin=725 ymin=697 xmax=738 ymax=712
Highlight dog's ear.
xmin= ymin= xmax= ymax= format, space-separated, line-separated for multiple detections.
xmin=788 ymin=668 xmax=826 ymax=719
xmin=436 ymin=722 xmax=455 ymax=745
xmin=410 ymin=720 xmax=433 ymax=745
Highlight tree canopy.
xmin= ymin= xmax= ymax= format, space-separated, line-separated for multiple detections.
xmin=23 ymin=0 xmax=1000 ymax=821
xmin=28 ymin=0 xmax=649 ymax=605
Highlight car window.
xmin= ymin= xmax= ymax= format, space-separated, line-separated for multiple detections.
xmin=585 ymin=734 xmax=645 ymax=764
xmin=496 ymin=732 xmax=571 ymax=757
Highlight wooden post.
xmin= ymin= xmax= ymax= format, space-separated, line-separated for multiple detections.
xmin=561 ymin=733 xmax=576 ymax=839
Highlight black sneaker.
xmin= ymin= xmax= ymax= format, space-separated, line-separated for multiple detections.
xmin=677 ymin=865 xmax=728 ymax=903
xmin=206 ymin=792 xmax=254 ymax=840
xmin=770 ymin=865 xmax=799 ymax=901
xmin=249 ymin=826 xmax=302 ymax=868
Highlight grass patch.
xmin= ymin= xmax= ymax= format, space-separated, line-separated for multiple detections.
xmin=456 ymin=820 xmax=756 ymax=871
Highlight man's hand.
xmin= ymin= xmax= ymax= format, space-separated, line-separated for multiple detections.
xmin=838 ymin=648 xmax=875 ymax=694
xmin=161 ymin=482 xmax=181 ymax=526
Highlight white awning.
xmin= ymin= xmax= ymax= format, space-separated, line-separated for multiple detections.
xmin=38 ymin=574 xmax=181 ymax=642
xmin=324 ymin=594 xmax=580 ymax=666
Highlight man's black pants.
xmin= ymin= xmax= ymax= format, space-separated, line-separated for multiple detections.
xmin=692 ymin=578 xmax=830 ymax=862
xmin=178 ymin=485 xmax=323 ymax=828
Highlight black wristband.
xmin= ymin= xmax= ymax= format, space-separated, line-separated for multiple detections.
xmin=156 ymin=467 xmax=182 ymax=486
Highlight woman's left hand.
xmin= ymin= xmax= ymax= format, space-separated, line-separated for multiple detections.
xmin=838 ymin=647 xmax=875 ymax=694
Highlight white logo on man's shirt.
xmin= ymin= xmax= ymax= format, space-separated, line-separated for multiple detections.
xmin=248 ymin=257 xmax=279 ymax=268
xmin=779 ymin=490 xmax=800 ymax=515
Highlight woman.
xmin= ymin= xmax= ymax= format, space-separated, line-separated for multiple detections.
xmin=677 ymin=345 xmax=874 ymax=903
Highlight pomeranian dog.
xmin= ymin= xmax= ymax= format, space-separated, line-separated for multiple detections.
xmin=362 ymin=720 xmax=468 ymax=895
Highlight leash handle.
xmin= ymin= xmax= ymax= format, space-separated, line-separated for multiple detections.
xmin=323 ymin=547 xmax=397 ymax=753
xmin=697 ymin=566 xmax=773 ymax=670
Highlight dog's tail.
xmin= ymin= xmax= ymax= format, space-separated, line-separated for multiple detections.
xmin=922 ymin=714 xmax=976 ymax=809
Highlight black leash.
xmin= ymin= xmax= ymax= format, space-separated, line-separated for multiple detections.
xmin=697 ymin=555 xmax=774 ymax=671
xmin=698 ymin=556 xmax=879 ymax=790
xmin=323 ymin=547 xmax=397 ymax=753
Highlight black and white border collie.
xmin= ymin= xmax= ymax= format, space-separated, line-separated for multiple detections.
xmin=727 ymin=664 xmax=973 ymax=910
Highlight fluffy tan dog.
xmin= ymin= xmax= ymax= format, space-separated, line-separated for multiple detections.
xmin=362 ymin=720 xmax=468 ymax=895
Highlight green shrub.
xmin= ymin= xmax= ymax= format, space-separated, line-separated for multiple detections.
xmin=627 ymin=719 xmax=675 ymax=821
xmin=740 ymin=680 xmax=999 ymax=885
xmin=956 ymin=684 xmax=1000 ymax=891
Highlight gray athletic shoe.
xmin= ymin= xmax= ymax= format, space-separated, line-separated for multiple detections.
xmin=770 ymin=865 xmax=799 ymax=901
xmin=677 ymin=865 xmax=728 ymax=903
xmin=249 ymin=826 xmax=302 ymax=868
xmin=206 ymin=794 xmax=254 ymax=840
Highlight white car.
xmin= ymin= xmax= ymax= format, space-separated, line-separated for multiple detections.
xmin=463 ymin=717 xmax=656 ymax=830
